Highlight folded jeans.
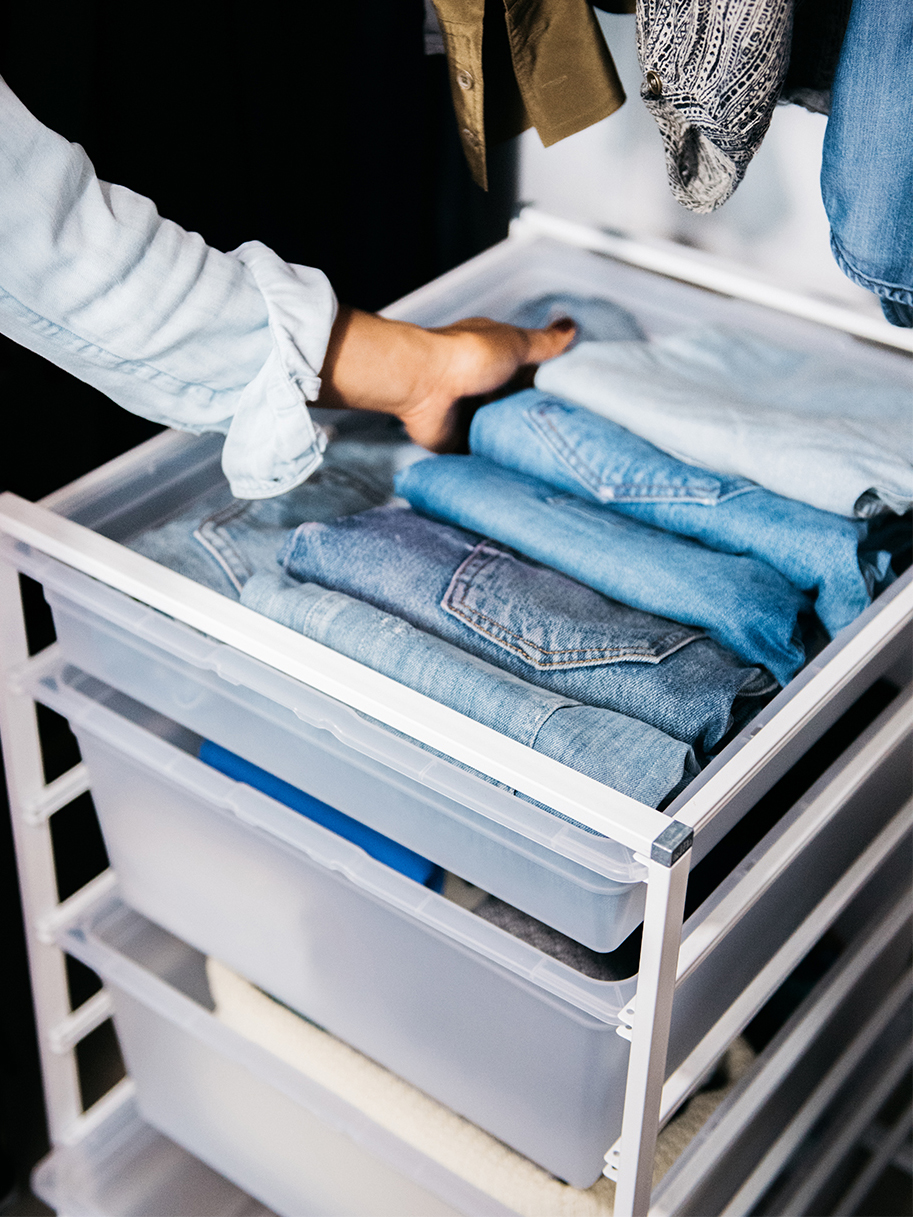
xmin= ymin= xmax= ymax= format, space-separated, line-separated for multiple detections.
xmin=279 ymin=503 xmax=775 ymax=751
xmin=535 ymin=327 xmax=913 ymax=518
xmin=240 ymin=570 xmax=699 ymax=811
xmin=394 ymin=456 xmax=811 ymax=685
xmin=469 ymin=390 xmax=891 ymax=637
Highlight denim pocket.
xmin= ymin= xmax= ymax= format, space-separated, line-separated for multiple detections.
xmin=193 ymin=463 xmax=390 ymax=593
xmin=442 ymin=541 xmax=703 ymax=670
xmin=525 ymin=397 xmax=756 ymax=505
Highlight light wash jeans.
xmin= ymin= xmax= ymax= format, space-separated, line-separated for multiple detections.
xmin=395 ymin=457 xmax=810 ymax=685
xmin=240 ymin=571 xmax=698 ymax=810
xmin=507 ymin=293 xmax=645 ymax=345
xmin=821 ymin=0 xmax=913 ymax=328
xmin=280 ymin=505 xmax=775 ymax=751
xmin=535 ymin=328 xmax=913 ymax=518
xmin=127 ymin=438 xmax=418 ymax=596
xmin=470 ymin=391 xmax=891 ymax=637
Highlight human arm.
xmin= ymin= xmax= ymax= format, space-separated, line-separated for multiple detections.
xmin=0 ymin=75 xmax=572 ymax=497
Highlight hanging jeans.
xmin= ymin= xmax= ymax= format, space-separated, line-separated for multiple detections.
xmin=821 ymin=0 xmax=913 ymax=328
xmin=279 ymin=504 xmax=775 ymax=751
xmin=535 ymin=328 xmax=913 ymax=518
xmin=469 ymin=390 xmax=891 ymax=637
xmin=240 ymin=570 xmax=699 ymax=810
xmin=395 ymin=457 xmax=811 ymax=685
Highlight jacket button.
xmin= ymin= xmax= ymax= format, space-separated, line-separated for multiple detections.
xmin=457 ymin=69 xmax=474 ymax=90
xmin=645 ymin=70 xmax=663 ymax=96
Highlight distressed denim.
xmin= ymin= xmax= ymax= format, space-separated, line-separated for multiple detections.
xmin=470 ymin=391 xmax=892 ymax=637
xmin=821 ymin=0 xmax=913 ymax=328
xmin=280 ymin=505 xmax=775 ymax=751
xmin=535 ymin=328 xmax=913 ymax=518
xmin=239 ymin=570 xmax=698 ymax=809
xmin=128 ymin=438 xmax=417 ymax=597
xmin=395 ymin=458 xmax=811 ymax=685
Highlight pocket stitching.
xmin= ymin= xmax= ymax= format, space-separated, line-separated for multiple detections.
xmin=529 ymin=400 xmax=731 ymax=503
xmin=443 ymin=542 xmax=705 ymax=668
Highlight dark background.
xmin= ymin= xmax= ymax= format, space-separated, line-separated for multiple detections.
xmin=0 ymin=2 xmax=515 ymax=1204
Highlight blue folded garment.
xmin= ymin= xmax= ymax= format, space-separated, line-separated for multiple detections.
xmin=198 ymin=739 xmax=444 ymax=889
xmin=278 ymin=505 xmax=773 ymax=752
xmin=469 ymin=390 xmax=891 ymax=638
xmin=240 ymin=571 xmax=699 ymax=811
xmin=395 ymin=455 xmax=811 ymax=685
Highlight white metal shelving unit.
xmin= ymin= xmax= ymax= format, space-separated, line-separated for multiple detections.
xmin=2 ymin=219 xmax=912 ymax=1216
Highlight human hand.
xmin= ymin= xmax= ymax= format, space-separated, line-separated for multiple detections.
xmin=317 ymin=306 xmax=576 ymax=451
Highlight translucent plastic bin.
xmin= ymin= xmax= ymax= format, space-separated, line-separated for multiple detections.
xmin=38 ymin=920 xmax=499 ymax=1217
xmin=54 ymin=868 xmax=912 ymax=1217
xmin=32 ymin=1095 xmax=277 ymax=1217
xmin=14 ymin=231 xmax=912 ymax=955
xmin=30 ymin=661 xmax=912 ymax=1188
xmin=30 ymin=545 xmax=648 ymax=953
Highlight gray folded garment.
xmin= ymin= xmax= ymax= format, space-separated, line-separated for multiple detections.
xmin=474 ymin=895 xmax=637 ymax=982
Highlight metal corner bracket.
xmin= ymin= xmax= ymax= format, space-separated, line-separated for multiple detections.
xmin=650 ymin=820 xmax=693 ymax=867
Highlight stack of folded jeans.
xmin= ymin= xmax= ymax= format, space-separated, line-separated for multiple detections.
xmin=395 ymin=456 xmax=810 ymax=686
xmin=240 ymin=569 xmax=699 ymax=811
xmin=394 ymin=388 xmax=896 ymax=685
xmin=467 ymin=391 xmax=893 ymax=639
xmin=275 ymin=505 xmax=773 ymax=753
xmin=125 ymin=431 xmax=707 ymax=811
xmin=534 ymin=328 xmax=913 ymax=518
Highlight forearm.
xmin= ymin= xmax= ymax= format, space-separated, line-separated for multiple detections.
xmin=0 ymin=76 xmax=336 ymax=496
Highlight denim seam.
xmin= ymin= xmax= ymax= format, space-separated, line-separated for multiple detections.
xmin=193 ymin=502 xmax=254 ymax=593
xmin=443 ymin=543 xmax=705 ymax=667
xmin=528 ymin=400 xmax=727 ymax=504
xmin=829 ymin=232 xmax=913 ymax=305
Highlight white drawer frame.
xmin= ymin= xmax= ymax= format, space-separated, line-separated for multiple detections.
xmin=2 ymin=219 xmax=911 ymax=1216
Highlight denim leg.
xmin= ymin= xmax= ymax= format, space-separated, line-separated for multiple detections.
xmin=821 ymin=0 xmax=913 ymax=326
xmin=240 ymin=571 xmax=698 ymax=810
xmin=280 ymin=504 xmax=776 ymax=750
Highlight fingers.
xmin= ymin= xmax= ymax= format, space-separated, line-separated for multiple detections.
xmin=522 ymin=316 xmax=576 ymax=364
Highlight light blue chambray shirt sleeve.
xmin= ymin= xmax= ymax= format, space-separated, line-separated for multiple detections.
xmin=0 ymin=76 xmax=337 ymax=498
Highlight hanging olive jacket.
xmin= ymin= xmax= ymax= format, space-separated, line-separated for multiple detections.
xmin=430 ymin=0 xmax=627 ymax=190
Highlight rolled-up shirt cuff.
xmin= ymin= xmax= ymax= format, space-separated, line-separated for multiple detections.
xmin=221 ymin=242 xmax=337 ymax=498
